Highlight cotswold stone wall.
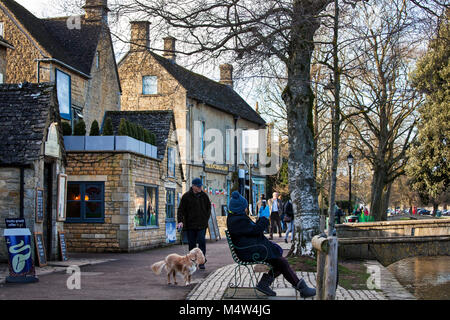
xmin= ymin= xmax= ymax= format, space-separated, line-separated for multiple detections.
xmin=0 ymin=4 xmax=120 ymax=132
xmin=65 ymin=145 xmax=183 ymax=252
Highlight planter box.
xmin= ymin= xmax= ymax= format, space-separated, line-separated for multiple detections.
xmin=85 ymin=136 xmax=115 ymax=151
xmin=151 ymin=145 xmax=157 ymax=158
xmin=64 ymin=136 xmax=85 ymax=151
xmin=139 ymin=141 xmax=146 ymax=155
xmin=115 ymin=136 xmax=140 ymax=154
xmin=145 ymin=143 xmax=158 ymax=159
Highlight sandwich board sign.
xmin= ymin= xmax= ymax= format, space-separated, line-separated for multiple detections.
xmin=207 ymin=205 xmax=221 ymax=241
xmin=3 ymin=227 xmax=38 ymax=283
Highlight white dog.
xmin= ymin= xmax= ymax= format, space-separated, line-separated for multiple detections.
xmin=151 ymin=248 xmax=205 ymax=285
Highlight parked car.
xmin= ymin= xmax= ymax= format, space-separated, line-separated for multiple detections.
xmin=418 ymin=208 xmax=431 ymax=215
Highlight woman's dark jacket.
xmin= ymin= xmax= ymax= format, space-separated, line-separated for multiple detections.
xmin=177 ymin=188 xmax=211 ymax=230
xmin=226 ymin=211 xmax=282 ymax=262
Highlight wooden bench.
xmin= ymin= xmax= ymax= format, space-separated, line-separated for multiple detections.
xmin=224 ymin=230 xmax=274 ymax=298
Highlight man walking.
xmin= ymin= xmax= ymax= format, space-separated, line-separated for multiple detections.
xmin=177 ymin=178 xmax=211 ymax=269
xmin=268 ymin=192 xmax=283 ymax=239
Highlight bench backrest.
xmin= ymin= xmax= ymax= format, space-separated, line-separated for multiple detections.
xmin=225 ymin=230 xmax=242 ymax=264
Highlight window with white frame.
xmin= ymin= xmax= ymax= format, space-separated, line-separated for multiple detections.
xmin=168 ymin=147 xmax=175 ymax=177
xmin=199 ymin=120 xmax=205 ymax=158
xmin=142 ymin=75 xmax=157 ymax=94
xmin=225 ymin=127 xmax=231 ymax=164
xmin=0 ymin=22 xmax=4 ymax=38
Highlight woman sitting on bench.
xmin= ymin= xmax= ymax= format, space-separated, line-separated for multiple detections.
xmin=226 ymin=191 xmax=316 ymax=298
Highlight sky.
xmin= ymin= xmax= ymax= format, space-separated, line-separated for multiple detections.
xmin=16 ymin=0 xmax=61 ymax=17
xmin=12 ymin=0 xmax=273 ymax=127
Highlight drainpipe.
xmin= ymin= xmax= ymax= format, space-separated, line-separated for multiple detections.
xmin=19 ymin=167 xmax=24 ymax=219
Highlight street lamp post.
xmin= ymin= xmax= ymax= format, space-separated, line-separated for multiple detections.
xmin=347 ymin=152 xmax=354 ymax=214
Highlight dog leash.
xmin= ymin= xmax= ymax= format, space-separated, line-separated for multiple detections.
xmin=178 ymin=226 xmax=189 ymax=256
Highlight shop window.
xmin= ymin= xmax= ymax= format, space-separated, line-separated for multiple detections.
xmin=166 ymin=188 xmax=175 ymax=222
xmin=135 ymin=184 xmax=158 ymax=227
xmin=66 ymin=182 xmax=104 ymax=223
xmin=168 ymin=147 xmax=175 ymax=177
xmin=142 ymin=75 xmax=157 ymax=95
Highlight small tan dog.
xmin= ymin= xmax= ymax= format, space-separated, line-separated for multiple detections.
xmin=151 ymin=248 xmax=205 ymax=286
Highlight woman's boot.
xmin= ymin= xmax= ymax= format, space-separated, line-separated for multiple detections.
xmin=295 ymin=279 xmax=316 ymax=298
xmin=256 ymin=273 xmax=276 ymax=296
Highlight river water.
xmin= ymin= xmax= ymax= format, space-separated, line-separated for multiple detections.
xmin=387 ymin=256 xmax=450 ymax=300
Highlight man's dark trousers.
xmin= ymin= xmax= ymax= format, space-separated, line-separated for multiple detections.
xmin=187 ymin=228 xmax=207 ymax=256
xmin=270 ymin=211 xmax=282 ymax=238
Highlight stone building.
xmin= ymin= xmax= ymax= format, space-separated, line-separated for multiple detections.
xmin=0 ymin=83 xmax=66 ymax=262
xmin=0 ymin=0 xmax=121 ymax=131
xmin=64 ymin=111 xmax=184 ymax=252
xmin=118 ymin=21 xmax=267 ymax=214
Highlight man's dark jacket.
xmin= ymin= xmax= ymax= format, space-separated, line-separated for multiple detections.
xmin=227 ymin=211 xmax=282 ymax=262
xmin=177 ymin=188 xmax=211 ymax=230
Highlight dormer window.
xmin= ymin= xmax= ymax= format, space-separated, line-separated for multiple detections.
xmin=142 ymin=75 xmax=157 ymax=95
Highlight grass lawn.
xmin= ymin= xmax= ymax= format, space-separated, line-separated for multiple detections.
xmin=287 ymin=255 xmax=371 ymax=290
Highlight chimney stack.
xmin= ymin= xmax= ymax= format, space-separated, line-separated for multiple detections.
xmin=83 ymin=0 xmax=109 ymax=24
xmin=130 ymin=21 xmax=150 ymax=52
xmin=163 ymin=36 xmax=177 ymax=62
xmin=219 ymin=64 xmax=234 ymax=88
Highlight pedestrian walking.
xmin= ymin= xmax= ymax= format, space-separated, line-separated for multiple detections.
xmin=226 ymin=191 xmax=316 ymax=298
xmin=283 ymin=198 xmax=294 ymax=243
xmin=256 ymin=194 xmax=266 ymax=216
xmin=335 ymin=205 xmax=344 ymax=224
xmin=268 ymin=192 xmax=283 ymax=239
xmin=258 ymin=199 xmax=270 ymax=220
xmin=279 ymin=194 xmax=287 ymax=232
xmin=177 ymin=178 xmax=211 ymax=269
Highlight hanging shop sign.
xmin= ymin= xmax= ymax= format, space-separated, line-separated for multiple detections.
xmin=204 ymin=163 xmax=229 ymax=175
xmin=44 ymin=122 xmax=61 ymax=158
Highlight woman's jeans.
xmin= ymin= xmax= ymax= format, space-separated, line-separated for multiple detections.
xmin=187 ymin=228 xmax=207 ymax=258
xmin=285 ymin=221 xmax=294 ymax=241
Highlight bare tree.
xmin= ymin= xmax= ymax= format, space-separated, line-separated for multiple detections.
xmin=109 ymin=0 xmax=374 ymax=255
xmin=343 ymin=0 xmax=425 ymax=221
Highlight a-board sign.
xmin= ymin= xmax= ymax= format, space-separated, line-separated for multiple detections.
xmin=207 ymin=205 xmax=221 ymax=241
xmin=36 ymin=188 xmax=44 ymax=223
xmin=58 ymin=232 xmax=68 ymax=261
xmin=33 ymin=232 xmax=47 ymax=267
xmin=5 ymin=218 xmax=26 ymax=229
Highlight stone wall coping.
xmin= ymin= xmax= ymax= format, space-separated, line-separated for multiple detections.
xmin=66 ymin=150 xmax=162 ymax=162
xmin=337 ymin=218 xmax=450 ymax=229
xmin=339 ymin=235 xmax=450 ymax=244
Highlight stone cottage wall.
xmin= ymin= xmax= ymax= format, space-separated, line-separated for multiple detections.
xmin=64 ymin=147 xmax=183 ymax=253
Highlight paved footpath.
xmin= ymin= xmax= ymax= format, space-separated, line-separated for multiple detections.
xmin=0 ymin=236 xmax=414 ymax=300
xmin=187 ymin=238 xmax=411 ymax=300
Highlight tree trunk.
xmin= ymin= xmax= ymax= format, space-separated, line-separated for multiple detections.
xmin=370 ymin=164 xmax=388 ymax=221
xmin=285 ymin=1 xmax=326 ymax=256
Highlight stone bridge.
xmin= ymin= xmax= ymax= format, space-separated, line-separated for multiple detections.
xmin=336 ymin=219 xmax=450 ymax=266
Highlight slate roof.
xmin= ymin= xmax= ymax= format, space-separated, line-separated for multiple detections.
xmin=0 ymin=0 xmax=102 ymax=76
xmin=104 ymin=110 xmax=175 ymax=160
xmin=140 ymin=51 xmax=266 ymax=126
xmin=0 ymin=82 xmax=64 ymax=166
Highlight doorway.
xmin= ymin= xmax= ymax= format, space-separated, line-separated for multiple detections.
xmin=44 ymin=162 xmax=53 ymax=259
